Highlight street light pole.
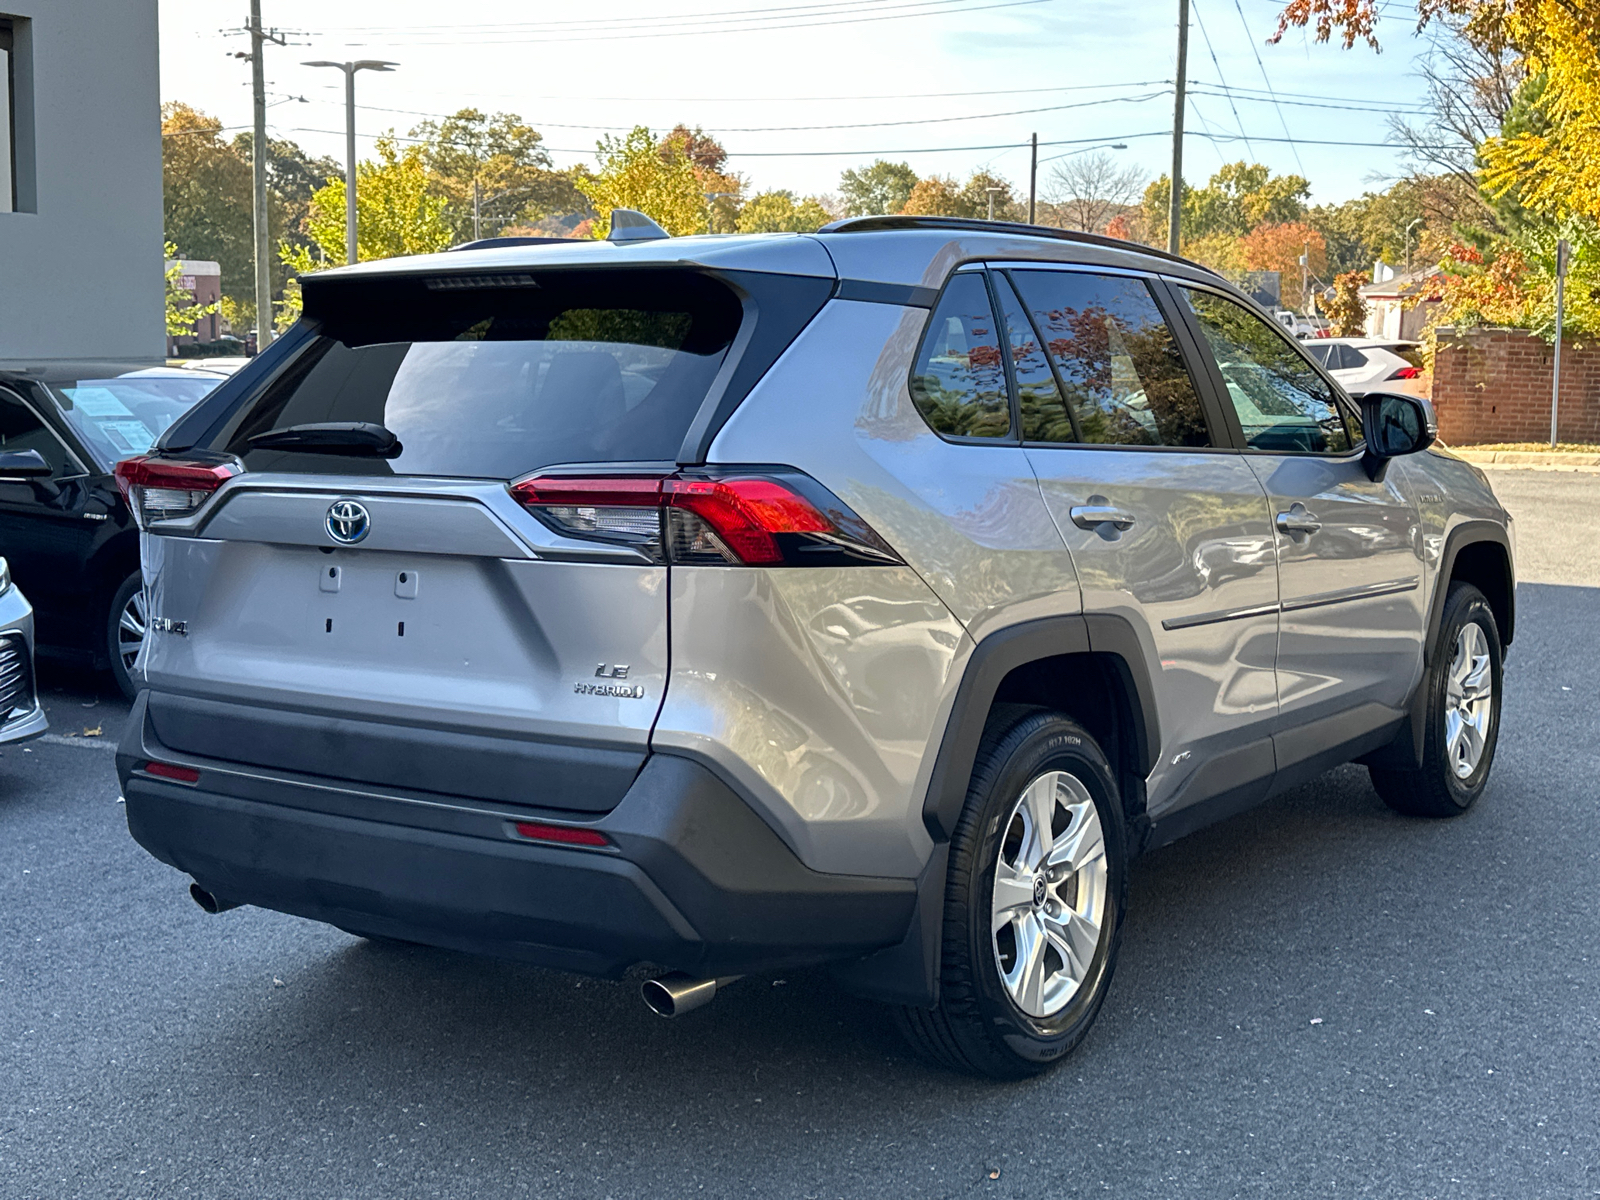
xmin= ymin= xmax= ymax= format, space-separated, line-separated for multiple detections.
xmin=1028 ymin=132 xmax=1038 ymax=225
xmin=303 ymin=58 xmax=398 ymax=264
xmin=1551 ymin=238 xmax=1570 ymax=449
xmin=1404 ymin=217 xmax=1423 ymax=275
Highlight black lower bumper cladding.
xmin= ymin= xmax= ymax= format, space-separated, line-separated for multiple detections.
xmin=117 ymin=692 xmax=915 ymax=979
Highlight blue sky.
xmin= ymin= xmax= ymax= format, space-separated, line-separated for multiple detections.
xmin=159 ymin=0 xmax=1437 ymax=207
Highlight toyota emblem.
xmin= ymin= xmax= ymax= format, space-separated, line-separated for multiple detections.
xmin=326 ymin=499 xmax=371 ymax=544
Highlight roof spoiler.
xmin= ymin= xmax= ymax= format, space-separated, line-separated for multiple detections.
xmin=608 ymin=209 xmax=671 ymax=243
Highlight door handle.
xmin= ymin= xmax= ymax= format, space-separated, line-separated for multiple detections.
xmin=1275 ymin=505 xmax=1322 ymax=536
xmin=1070 ymin=504 xmax=1137 ymax=531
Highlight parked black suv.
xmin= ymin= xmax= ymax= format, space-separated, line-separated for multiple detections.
xmin=0 ymin=364 xmax=225 ymax=694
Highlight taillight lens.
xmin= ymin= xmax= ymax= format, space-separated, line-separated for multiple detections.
xmin=508 ymin=467 xmax=901 ymax=567
xmin=1387 ymin=366 xmax=1422 ymax=380
xmin=114 ymin=455 xmax=241 ymax=527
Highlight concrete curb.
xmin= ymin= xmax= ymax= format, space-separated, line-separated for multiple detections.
xmin=1454 ymin=449 xmax=1600 ymax=473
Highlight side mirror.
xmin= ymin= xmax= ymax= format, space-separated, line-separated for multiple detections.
xmin=0 ymin=449 xmax=52 ymax=480
xmin=1358 ymin=392 xmax=1436 ymax=480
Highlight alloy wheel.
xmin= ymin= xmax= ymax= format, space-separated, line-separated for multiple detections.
xmin=991 ymin=770 xmax=1108 ymax=1019
xmin=118 ymin=586 xmax=147 ymax=674
xmin=1444 ymin=621 xmax=1493 ymax=779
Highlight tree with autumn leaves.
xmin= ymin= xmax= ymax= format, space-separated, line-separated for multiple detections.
xmin=1277 ymin=0 xmax=1599 ymax=339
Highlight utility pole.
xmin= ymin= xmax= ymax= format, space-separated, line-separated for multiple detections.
xmin=1551 ymin=238 xmax=1570 ymax=449
xmin=473 ymin=177 xmax=481 ymax=242
xmin=1167 ymin=0 xmax=1190 ymax=256
xmin=247 ymin=0 xmax=286 ymax=351
xmin=1028 ymin=132 xmax=1038 ymax=225
xmin=986 ymin=186 xmax=1005 ymax=221
xmin=1300 ymin=242 xmax=1309 ymax=311
xmin=303 ymin=59 xmax=398 ymax=264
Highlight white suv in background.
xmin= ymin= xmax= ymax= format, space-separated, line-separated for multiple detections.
xmin=1304 ymin=337 xmax=1428 ymax=396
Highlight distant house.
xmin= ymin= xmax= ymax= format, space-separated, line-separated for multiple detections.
xmin=1359 ymin=266 xmax=1443 ymax=341
xmin=164 ymin=258 xmax=223 ymax=352
xmin=0 ymin=0 xmax=162 ymax=366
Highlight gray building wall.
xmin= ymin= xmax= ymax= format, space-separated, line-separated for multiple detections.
xmin=0 ymin=0 xmax=163 ymax=365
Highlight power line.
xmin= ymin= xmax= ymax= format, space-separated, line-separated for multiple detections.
xmin=331 ymin=0 xmax=1054 ymax=45
xmin=318 ymin=0 xmax=1011 ymax=34
xmin=1190 ymin=0 xmax=1254 ymax=156
xmin=1228 ymin=0 xmax=1305 ymax=174
xmin=304 ymin=89 xmax=1171 ymax=135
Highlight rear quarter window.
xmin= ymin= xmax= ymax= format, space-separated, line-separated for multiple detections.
xmin=217 ymin=268 xmax=744 ymax=479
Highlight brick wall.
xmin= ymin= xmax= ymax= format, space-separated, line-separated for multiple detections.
xmin=1431 ymin=326 xmax=1600 ymax=446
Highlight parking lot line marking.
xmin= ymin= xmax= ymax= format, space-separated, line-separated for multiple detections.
xmin=34 ymin=734 xmax=119 ymax=752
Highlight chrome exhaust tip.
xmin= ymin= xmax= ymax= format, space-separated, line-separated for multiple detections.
xmin=189 ymin=882 xmax=243 ymax=914
xmin=641 ymin=972 xmax=740 ymax=1018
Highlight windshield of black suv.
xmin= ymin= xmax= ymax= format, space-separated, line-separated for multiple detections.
xmin=48 ymin=371 xmax=225 ymax=468
xmin=219 ymin=267 xmax=744 ymax=479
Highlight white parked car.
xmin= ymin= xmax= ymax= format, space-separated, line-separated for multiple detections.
xmin=1302 ymin=338 xmax=1427 ymax=396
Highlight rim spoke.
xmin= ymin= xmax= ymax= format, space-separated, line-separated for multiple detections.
xmin=1048 ymin=801 xmax=1105 ymax=874
xmin=1041 ymin=910 xmax=1096 ymax=982
xmin=1022 ymin=775 xmax=1057 ymax=868
xmin=1461 ymin=654 xmax=1492 ymax=701
xmin=1010 ymin=914 xmax=1049 ymax=1013
xmin=120 ymin=608 xmax=145 ymax=638
xmin=992 ymin=863 xmax=1036 ymax=932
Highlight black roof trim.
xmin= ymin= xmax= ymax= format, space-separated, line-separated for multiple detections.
xmin=816 ymin=215 xmax=1219 ymax=277
xmin=446 ymin=236 xmax=581 ymax=252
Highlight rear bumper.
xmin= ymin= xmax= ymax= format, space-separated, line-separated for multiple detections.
xmin=117 ymin=692 xmax=915 ymax=978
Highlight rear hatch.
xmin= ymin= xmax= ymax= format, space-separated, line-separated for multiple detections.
xmin=128 ymin=264 xmax=822 ymax=815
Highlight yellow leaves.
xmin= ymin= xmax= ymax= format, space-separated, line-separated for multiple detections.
xmin=1478 ymin=0 xmax=1600 ymax=222
xmin=283 ymin=136 xmax=454 ymax=269
xmin=574 ymin=127 xmax=709 ymax=239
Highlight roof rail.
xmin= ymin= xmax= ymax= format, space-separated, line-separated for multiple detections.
xmin=815 ymin=215 xmax=1214 ymax=275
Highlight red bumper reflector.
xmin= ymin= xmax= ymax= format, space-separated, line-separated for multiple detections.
xmin=512 ymin=821 xmax=609 ymax=848
xmin=143 ymin=761 xmax=201 ymax=783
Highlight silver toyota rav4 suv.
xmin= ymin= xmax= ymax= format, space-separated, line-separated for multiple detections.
xmin=114 ymin=215 xmax=1513 ymax=1078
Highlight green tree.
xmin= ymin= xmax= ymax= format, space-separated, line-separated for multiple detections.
xmin=838 ymin=160 xmax=918 ymax=216
xmin=660 ymin=125 xmax=743 ymax=233
xmin=164 ymin=103 xmax=339 ymax=322
xmin=1144 ymin=161 xmax=1310 ymax=246
xmin=1326 ymin=270 xmax=1369 ymax=335
xmin=735 ymin=190 xmax=831 ymax=233
xmin=280 ymin=136 xmax=453 ymax=272
xmin=901 ymin=171 xmax=1019 ymax=219
xmin=574 ymin=126 xmax=709 ymax=238
xmin=411 ymin=108 xmax=586 ymax=242
xmin=162 ymin=104 xmax=254 ymax=309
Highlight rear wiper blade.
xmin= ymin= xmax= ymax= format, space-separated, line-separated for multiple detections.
xmin=247 ymin=422 xmax=403 ymax=458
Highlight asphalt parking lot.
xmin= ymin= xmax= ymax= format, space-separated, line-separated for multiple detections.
xmin=3 ymin=467 xmax=1597 ymax=1200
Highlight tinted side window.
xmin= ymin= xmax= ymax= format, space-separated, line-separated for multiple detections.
xmin=909 ymin=273 xmax=1011 ymax=440
xmin=993 ymin=274 xmax=1072 ymax=442
xmin=1010 ymin=270 xmax=1210 ymax=448
xmin=1181 ymin=289 xmax=1353 ymax=455
xmin=0 ymin=391 xmax=70 ymax=475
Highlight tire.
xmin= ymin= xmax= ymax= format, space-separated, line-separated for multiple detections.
xmin=897 ymin=711 xmax=1128 ymax=1079
xmin=1370 ymin=582 xmax=1503 ymax=818
xmin=107 ymin=571 xmax=146 ymax=700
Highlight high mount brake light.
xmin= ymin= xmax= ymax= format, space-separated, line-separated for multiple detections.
xmin=114 ymin=456 xmax=241 ymax=527
xmin=508 ymin=468 xmax=901 ymax=568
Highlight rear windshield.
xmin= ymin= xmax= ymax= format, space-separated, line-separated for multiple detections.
xmin=49 ymin=372 xmax=223 ymax=467
xmin=220 ymin=268 xmax=743 ymax=478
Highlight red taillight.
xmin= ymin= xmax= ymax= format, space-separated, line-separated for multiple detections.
xmin=663 ymin=477 xmax=831 ymax=565
xmin=114 ymin=455 xmax=241 ymax=527
xmin=1387 ymin=366 xmax=1422 ymax=380
xmin=512 ymin=821 xmax=610 ymax=848
xmin=143 ymin=761 xmax=200 ymax=784
xmin=508 ymin=467 xmax=900 ymax=568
